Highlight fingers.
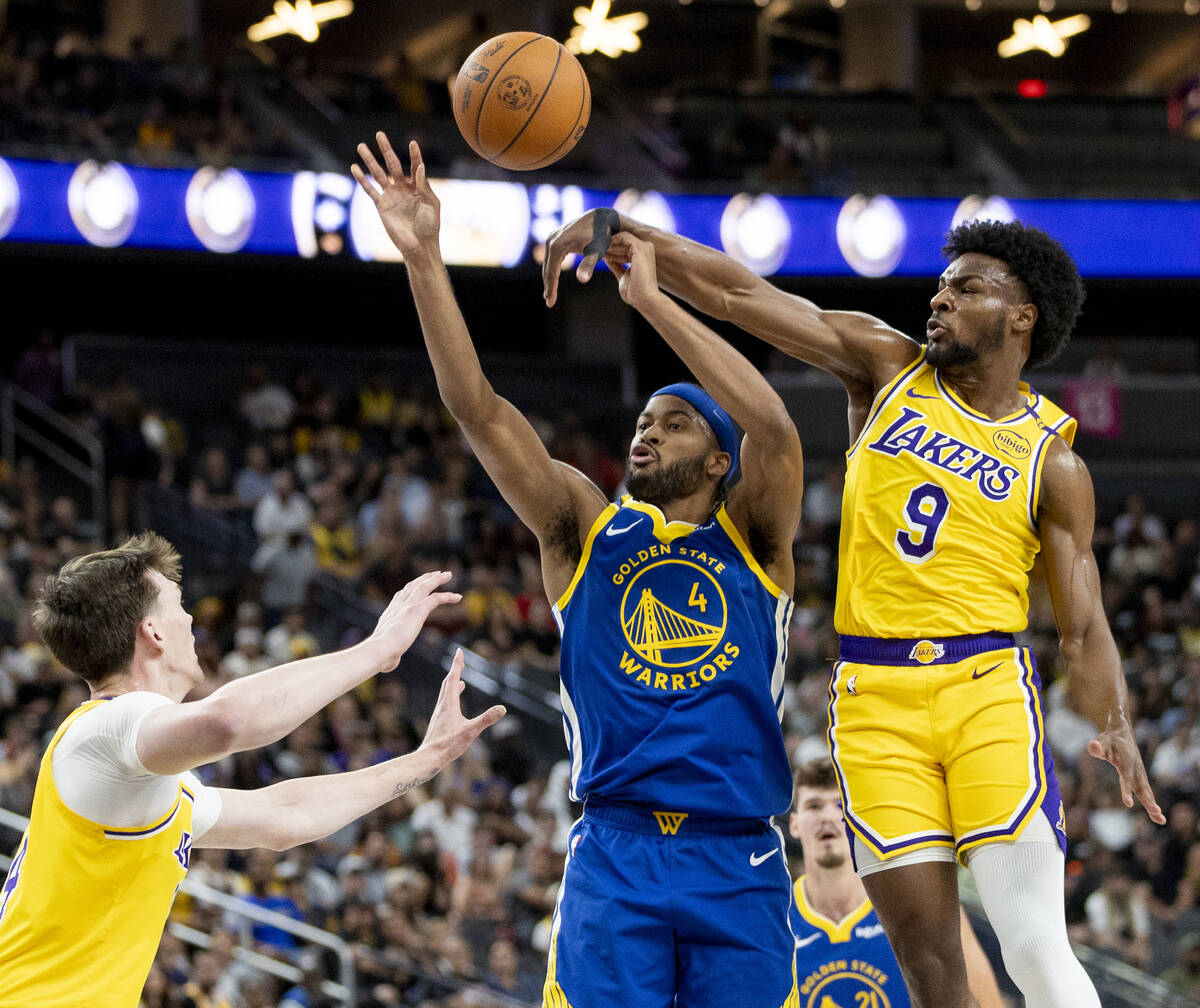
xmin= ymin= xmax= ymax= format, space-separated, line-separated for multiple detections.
xmin=356 ymin=140 xmax=390 ymax=188
xmin=377 ymin=131 xmax=404 ymax=178
xmin=471 ymin=705 xmax=507 ymax=730
xmin=409 ymin=140 xmax=427 ymax=191
xmin=350 ymin=162 xmax=374 ymax=199
xmin=1090 ymin=736 xmax=1166 ymax=826
xmin=576 ymin=252 xmax=602 ymax=284
xmin=393 ymin=569 xmax=453 ymax=605
xmin=543 ymin=244 xmax=563 ymax=306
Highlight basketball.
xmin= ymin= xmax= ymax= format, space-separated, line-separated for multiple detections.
xmin=452 ymin=32 xmax=591 ymax=171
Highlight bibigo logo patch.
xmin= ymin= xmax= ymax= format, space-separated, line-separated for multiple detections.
xmin=992 ymin=429 xmax=1032 ymax=460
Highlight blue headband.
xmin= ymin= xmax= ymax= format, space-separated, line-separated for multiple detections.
xmin=650 ymin=382 xmax=741 ymax=484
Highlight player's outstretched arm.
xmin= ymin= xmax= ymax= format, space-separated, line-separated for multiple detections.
xmin=195 ymin=650 xmax=505 ymax=851
xmin=353 ymin=133 xmax=607 ymax=571
xmin=135 ymin=572 xmax=462 ymax=775
xmin=1039 ymin=440 xmax=1165 ymax=826
xmin=605 ymin=233 xmax=803 ymax=580
xmin=544 ymin=209 xmax=917 ymax=398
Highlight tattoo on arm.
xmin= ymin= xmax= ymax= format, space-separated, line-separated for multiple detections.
xmin=393 ymin=773 xmax=434 ymax=799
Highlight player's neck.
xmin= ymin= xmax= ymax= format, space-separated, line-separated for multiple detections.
xmin=802 ymin=865 xmax=869 ymax=925
xmin=90 ymin=675 xmax=138 ymax=701
xmin=936 ymin=368 xmax=1027 ymax=421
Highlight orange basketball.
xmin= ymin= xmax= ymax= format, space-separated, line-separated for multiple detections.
xmin=452 ymin=32 xmax=591 ymax=171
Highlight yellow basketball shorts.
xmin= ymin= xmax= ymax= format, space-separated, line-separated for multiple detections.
xmin=827 ymin=633 xmax=1066 ymax=867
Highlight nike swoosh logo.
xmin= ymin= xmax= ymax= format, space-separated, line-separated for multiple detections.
xmin=749 ymin=848 xmax=779 ymax=867
xmin=794 ymin=933 xmax=822 ymax=949
xmin=972 ymin=663 xmax=1002 ymax=680
xmin=906 ymin=389 xmax=940 ymax=400
xmin=605 ymin=522 xmax=640 ymax=537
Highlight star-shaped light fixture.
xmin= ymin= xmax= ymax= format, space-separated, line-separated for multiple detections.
xmin=998 ymin=13 xmax=1090 ymax=58
xmin=566 ymin=0 xmax=648 ymax=58
xmin=247 ymin=0 xmax=354 ymax=43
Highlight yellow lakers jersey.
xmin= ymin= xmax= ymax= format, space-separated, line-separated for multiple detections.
xmin=0 ymin=700 xmax=195 ymax=1008
xmin=835 ymin=352 xmax=1076 ymax=638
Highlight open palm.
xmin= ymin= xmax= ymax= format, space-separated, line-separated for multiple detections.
xmin=352 ymin=132 xmax=440 ymax=256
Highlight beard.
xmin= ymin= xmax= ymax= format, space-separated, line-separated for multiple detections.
xmin=813 ymin=848 xmax=848 ymax=870
xmin=625 ymin=451 xmax=709 ymax=507
xmin=925 ymin=315 xmax=1006 ymax=368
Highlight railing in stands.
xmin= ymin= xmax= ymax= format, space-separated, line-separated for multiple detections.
xmin=0 ymin=382 xmax=106 ymax=537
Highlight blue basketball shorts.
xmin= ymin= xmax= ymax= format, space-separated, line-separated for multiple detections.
xmin=542 ymin=802 xmax=799 ymax=1008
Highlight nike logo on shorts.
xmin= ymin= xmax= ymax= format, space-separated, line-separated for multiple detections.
xmin=605 ymin=521 xmax=640 ymax=537
xmin=749 ymin=848 xmax=779 ymax=867
xmin=906 ymin=389 xmax=940 ymax=400
xmin=795 ymin=933 xmax=821 ymax=949
xmin=972 ymin=663 xmax=1002 ymax=680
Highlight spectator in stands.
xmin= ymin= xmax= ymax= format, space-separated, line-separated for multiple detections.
xmin=310 ymin=491 xmax=362 ymax=582
xmin=410 ymin=773 xmax=478 ymax=874
xmin=483 ymin=937 xmax=541 ymax=1003
xmin=253 ymin=470 xmax=313 ymax=558
xmin=1109 ymin=493 xmax=1168 ymax=582
xmin=179 ymin=949 xmax=234 ymax=1008
xmin=1084 ymin=863 xmax=1152 ymax=969
xmin=765 ymin=109 xmax=830 ymax=191
xmin=281 ymin=948 xmax=335 ymax=1008
xmin=263 ymin=608 xmax=319 ymax=664
xmin=239 ymin=362 xmax=296 ymax=435
xmin=233 ymin=848 xmax=307 ymax=956
xmin=190 ymin=446 xmax=241 ymax=514
xmin=253 ymin=530 xmax=319 ymax=628
xmin=234 ymin=443 xmax=274 ymax=511
xmin=217 ymin=627 xmax=273 ymax=679
xmin=1162 ymin=930 xmax=1200 ymax=998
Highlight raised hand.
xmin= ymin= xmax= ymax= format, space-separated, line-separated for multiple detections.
xmin=352 ymin=132 xmax=440 ymax=257
xmin=604 ymin=232 xmax=658 ymax=311
xmin=368 ymin=570 xmax=462 ymax=671
xmin=543 ymin=208 xmax=622 ymax=306
xmin=419 ymin=648 xmax=506 ymax=767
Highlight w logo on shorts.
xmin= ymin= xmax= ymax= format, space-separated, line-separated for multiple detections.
xmin=653 ymin=812 xmax=689 ymax=835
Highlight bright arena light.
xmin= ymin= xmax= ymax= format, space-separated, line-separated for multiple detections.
xmin=186 ymin=167 xmax=256 ymax=253
xmin=836 ymin=194 xmax=907 ymax=277
xmin=719 ymin=193 xmax=791 ymax=276
xmin=0 ymin=158 xmax=18 ymax=240
xmin=67 ymin=161 xmax=138 ymax=247
xmin=349 ymin=178 xmax=530 ymax=268
xmin=614 ymin=190 xmax=677 ymax=234
xmin=951 ymin=195 xmax=1017 ymax=229
xmin=292 ymin=171 xmax=355 ymax=258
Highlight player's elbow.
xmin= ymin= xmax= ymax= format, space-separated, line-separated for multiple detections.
xmin=195 ymin=694 xmax=251 ymax=754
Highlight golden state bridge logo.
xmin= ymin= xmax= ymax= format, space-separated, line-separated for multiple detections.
xmin=621 ymin=560 xmax=727 ymax=668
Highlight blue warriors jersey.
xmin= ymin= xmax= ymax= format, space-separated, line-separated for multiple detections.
xmin=791 ymin=876 xmax=909 ymax=1008
xmin=553 ymin=497 xmax=794 ymax=818
xmin=836 ymin=351 xmax=1076 ymax=638
xmin=0 ymin=700 xmax=195 ymax=1008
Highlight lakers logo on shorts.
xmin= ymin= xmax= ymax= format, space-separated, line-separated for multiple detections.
xmin=621 ymin=560 xmax=727 ymax=667
xmin=908 ymin=640 xmax=944 ymax=664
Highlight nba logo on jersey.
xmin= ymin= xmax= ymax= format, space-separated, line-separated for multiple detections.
xmin=908 ymin=640 xmax=945 ymax=663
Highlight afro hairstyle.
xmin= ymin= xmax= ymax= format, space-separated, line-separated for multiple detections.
xmin=942 ymin=219 xmax=1085 ymax=369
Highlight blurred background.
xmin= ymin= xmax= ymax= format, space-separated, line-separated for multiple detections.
xmin=1 ymin=1 xmax=1200 ymax=1005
